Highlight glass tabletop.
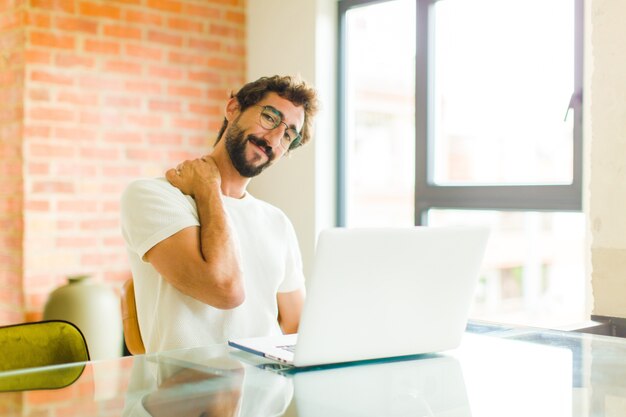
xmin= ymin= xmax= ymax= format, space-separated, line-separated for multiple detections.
xmin=1 ymin=323 xmax=625 ymax=417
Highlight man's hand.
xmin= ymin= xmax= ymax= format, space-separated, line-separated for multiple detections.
xmin=166 ymin=155 xmax=221 ymax=197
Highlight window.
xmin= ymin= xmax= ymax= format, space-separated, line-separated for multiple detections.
xmin=338 ymin=0 xmax=584 ymax=327
xmin=338 ymin=0 xmax=416 ymax=227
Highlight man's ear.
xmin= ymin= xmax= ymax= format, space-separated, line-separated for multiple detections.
xmin=225 ymin=97 xmax=240 ymax=121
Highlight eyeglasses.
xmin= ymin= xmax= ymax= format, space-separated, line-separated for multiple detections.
xmin=256 ymin=105 xmax=302 ymax=150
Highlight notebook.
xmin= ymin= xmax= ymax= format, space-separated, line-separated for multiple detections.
xmin=229 ymin=226 xmax=489 ymax=367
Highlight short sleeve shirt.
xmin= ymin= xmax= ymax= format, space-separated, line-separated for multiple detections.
xmin=120 ymin=178 xmax=305 ymax=353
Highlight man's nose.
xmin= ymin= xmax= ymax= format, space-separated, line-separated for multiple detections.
xmin=262 ymin=124 xmax=286 ymax=148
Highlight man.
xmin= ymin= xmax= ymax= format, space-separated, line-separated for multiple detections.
xmin=121 ymin=75 xmax=319 ymax=353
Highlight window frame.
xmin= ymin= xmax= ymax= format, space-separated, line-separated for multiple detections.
xmin=337 ymin=0 xmax=584 ymax=226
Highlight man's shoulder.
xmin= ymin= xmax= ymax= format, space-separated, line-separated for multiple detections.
xmin=122 ymin=177 xmax=184 ymax=200
xmin=121 ymin=177 xmax=191 ymax=214
xmin=123 ymin=177 xmax=172 ymax=194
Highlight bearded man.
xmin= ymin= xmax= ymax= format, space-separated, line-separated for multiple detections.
xmin=121 ymin=75 xmax=319 ymax=353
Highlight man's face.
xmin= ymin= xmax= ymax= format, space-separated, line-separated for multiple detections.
xmin=224 ymin=93 xmax=305 ymax=178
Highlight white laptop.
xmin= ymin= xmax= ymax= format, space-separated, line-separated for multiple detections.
xmin=229 ymin=226 xmax=489 ymax=368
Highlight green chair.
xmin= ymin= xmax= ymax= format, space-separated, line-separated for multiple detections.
xmin=0 ymin=320 xmax=90 ymax=391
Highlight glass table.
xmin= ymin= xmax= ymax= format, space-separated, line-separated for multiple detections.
xmin=1 ymin=321 xmax=624 ymax=417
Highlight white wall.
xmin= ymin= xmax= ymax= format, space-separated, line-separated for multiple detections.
xmin=588 ymin=0 xmax=626 ymax=318
xmin=246 ymin=0 xmax=337 ymax=278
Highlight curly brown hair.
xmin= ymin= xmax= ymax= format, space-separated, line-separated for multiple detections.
xmin=215 ymin=75 xmax=319 ymax=150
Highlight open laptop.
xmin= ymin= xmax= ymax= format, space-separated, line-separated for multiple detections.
xmin=229 ymin=226 xmax=489 ymax=368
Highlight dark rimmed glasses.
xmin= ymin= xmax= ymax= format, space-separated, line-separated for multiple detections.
xmin=256 ymin=105 xmax=302 ymax=150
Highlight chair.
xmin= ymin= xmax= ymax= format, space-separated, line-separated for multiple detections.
xmin=121 ymin=278 xmax=145 ymax=355
xmin=0 ymin=320 xmax=90 ymax=391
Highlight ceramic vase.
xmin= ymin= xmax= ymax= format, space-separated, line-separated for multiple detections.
xmin=43 ymin=275 xmax=123 ymax=360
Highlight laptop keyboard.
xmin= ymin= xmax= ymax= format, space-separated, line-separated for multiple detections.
xmin=278 ymin=344 xmax=296 ymax=353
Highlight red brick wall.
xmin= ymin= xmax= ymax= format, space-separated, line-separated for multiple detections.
xmin=0 ymin=0 xmax=246 ymax=324
xmin=0 ymin=0 xmax=26 ymax=325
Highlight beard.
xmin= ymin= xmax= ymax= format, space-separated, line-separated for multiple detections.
xmin=224 ymin=120 xmax=275 ymax=178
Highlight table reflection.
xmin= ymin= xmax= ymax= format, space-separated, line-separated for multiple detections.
xmin=124 ymin=346 xmax=293 ymax=417
xmin=287 ymin=355 xmax=470 ymax=417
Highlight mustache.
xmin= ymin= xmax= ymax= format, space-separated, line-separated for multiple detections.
xmin=248 ymin=135 xmax=274 ymax=160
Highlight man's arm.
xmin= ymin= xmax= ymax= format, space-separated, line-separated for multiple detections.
xmin=144 ymin=157 xmax=244 ymax=309
xmin=277 ymin=288 xmax=305 ymax=334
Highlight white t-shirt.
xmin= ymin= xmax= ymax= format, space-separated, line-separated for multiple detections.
xmin=120 ymin=178 xmax=305 ymax=353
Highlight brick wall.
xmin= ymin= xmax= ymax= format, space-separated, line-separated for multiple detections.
xmin=0 ymin=0 xmax=246 ymax=324
xmin=0 ymin=0 xmax=26 ymax=325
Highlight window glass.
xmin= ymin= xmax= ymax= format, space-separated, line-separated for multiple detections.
xmin=432 ymin=0 xmax=575 ymax=185
xmin=428 ymin=209 xmax=586 ymax=327
xmin=340 ymin=0 xmax=584 ymax=328
xmin=344 ymin=0 xmax=416 ymax=227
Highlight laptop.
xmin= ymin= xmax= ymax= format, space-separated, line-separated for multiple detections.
xmin=229 ymin=226 xmax=489 ymax=368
